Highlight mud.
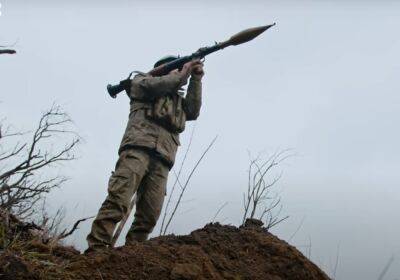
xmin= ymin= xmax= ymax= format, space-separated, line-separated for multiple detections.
xmin=1 ymin=216 xmax=330 ymax=280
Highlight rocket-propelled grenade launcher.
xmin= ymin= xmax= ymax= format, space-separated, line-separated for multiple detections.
xmin=107 ymin=23 xmax=276 ymax=98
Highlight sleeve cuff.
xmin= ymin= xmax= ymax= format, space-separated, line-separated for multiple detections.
xmin=190 ymin=76 xmax=202 ymax=82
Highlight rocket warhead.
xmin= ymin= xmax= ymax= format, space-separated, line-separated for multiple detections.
xmin=223 ymin=23 xmax=276 ymax=47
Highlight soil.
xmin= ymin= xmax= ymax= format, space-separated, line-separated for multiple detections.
xmin=0 ymin=215 xmax=330 ymax=280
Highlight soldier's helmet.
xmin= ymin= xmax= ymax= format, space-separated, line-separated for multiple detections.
xmin=154 ymin=55 xmax=179 ymax=68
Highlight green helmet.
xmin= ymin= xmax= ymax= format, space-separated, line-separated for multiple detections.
xmin=153 ymin=55 xmax=179 ymax=68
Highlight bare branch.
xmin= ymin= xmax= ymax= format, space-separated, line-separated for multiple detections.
xmin=58 ymin=216 xmax=94 ymax=240
xmin=288 ymin=216 xmax=306 ymax=242
xmin=159 ymin=124 xmax=196 ymax=235
xmin=162 ymin=135 xmax=217 ymax=235
xmin=377 ymin=255 xmax=395 ymax=280
xmin=332 ymin=243 xmax=340 ymax=279
xmin=111 ymin=194 xmax=136 ymax=247
xmin=212 ymin=202 xmax=228 ymax=223
xmin=0 ymin=49 xmax=16 ymax=55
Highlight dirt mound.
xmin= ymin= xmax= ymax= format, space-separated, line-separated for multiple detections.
xmin=1 ymin=215 xmax=330 ymax=280
xmin=0 ymin=209 xmax=80 ymax=279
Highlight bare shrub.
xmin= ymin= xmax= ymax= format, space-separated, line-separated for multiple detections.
xmin=0 ymin=104 xmax=80 ymax=218
xmin=242 ymin=149 xmax=293 ymax=230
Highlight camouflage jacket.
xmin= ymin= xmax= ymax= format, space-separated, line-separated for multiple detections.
xmin=118 ymin=72 xmax=202 ymax=168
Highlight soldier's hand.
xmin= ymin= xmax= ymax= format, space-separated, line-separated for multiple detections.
xmin=191 ymin=62 xmax=204 ymax=80
xmin=179 ymin=59 xmax=201 ymax=85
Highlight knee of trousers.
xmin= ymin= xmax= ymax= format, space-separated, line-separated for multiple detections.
xmin=106 ymin=173 xmax=136 ymax=214
xmin=103 ymin=192 xmax=130 ymax=215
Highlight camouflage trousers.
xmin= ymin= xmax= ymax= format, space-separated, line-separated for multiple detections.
xmin=86 ymin=148 xmax=169 ymax=249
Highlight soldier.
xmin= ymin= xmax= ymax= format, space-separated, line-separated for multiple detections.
xmin=86 ymin=57 xmax=204 ymax=252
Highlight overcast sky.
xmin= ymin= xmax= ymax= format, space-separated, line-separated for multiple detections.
xmin=1 ymin=1 xmax=400 ymax=279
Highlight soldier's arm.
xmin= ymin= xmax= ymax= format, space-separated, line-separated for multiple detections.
xmin=130 ymin=60 xmax=200 ymax=100
xmin=183 ymin=76 xmax=202 ymax=121
xmin=131 ymin=72 xmax=183 ymax=100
